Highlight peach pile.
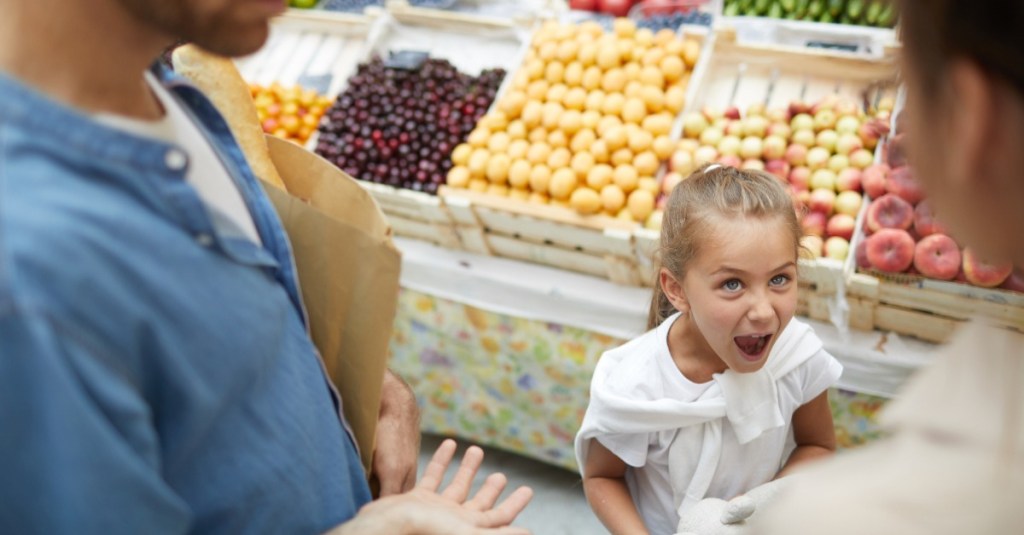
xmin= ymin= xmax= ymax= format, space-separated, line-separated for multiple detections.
xmin=666 ymin=95 xmax=893 ymax=261
xmin=855 ymin=120 xmax=1022 ymax=292
xmin=445 ymin=18 xmax=700 ymax=227
xmin=251 ymin=82 xmax=333 ymax=146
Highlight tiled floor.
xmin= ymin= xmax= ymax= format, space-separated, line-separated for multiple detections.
xmin=417 ymin=433 xmax=606 ymax=534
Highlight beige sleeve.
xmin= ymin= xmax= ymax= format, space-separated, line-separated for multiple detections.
xmin=170 ymin=44 xmax=287 ymax=191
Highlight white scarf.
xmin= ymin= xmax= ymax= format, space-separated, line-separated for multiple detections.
xmin=575 ymin=315 xmax=823 ymax=513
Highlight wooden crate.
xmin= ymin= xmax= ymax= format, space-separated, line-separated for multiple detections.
xmin=442 ymin=187 xmax=644 ymax=285
xmin=683 ymin=25 xmax=898 ymax=114
xmin=236 ymin=10 xmax=373 ymax=98
xmin=846 ymin=272 xmax=1024 ymax=344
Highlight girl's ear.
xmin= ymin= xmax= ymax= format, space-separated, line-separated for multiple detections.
xmin=659 ymin=267 xmax=689 ymax=315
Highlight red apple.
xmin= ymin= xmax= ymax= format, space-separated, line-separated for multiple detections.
xmin=866 ymin=193 xmax=914 ymax=232
xmin=862 ymin=163 xmax=890 ymax=199
xmin=809 ymin=188 xmax=836 ymax=215
xmin=785 ymin=143 xmax=808 ymax=166
xmin=886 ymin=166 xmax=926 ymax=205
xmin=789 ymin=166 xmax=811 ymax=190
xmin=801 ymin=211 xmax=828 ymax=237
xmin=866 ymin=228 xmax=916 ymax=273
xmin=962 ymin=248 xmax=1014 ymax=288
xmin=718 ymin=154 xmax=743 ymax=168
xmin=913 ymin=200 xmax=949 ymax=237
xmin=788 ymin=101 xmax=811 ymax=118
xmin=723 ymin=106 xmax=741 ymax=120
xmin=834 ymin=190 xmax=863 ymax=217
xmin=569 ymin=0 xmax=598 ymax=9
xmin=765 ymin=159 xmax=791 ymax=181
xmin=913 ymin=234 xmax=962 ymax=280
xmin=826 ymin=213 xmax=856 ymax=241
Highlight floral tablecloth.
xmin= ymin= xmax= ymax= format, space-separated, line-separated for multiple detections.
xmin=390 ymin=288 xmax=891 ymax=471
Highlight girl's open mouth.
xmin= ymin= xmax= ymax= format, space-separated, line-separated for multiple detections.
xmin=734 ymin=334 xmax=772 ymax=361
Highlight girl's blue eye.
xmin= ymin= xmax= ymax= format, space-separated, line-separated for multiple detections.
xmin=722 ymin=279 xmax=743 ymax=292
xmin=770 ymin=274 xmax=790 ymax=286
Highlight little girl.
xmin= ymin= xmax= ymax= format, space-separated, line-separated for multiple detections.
xmin=575 ymin=165 xmax=842 ymax=535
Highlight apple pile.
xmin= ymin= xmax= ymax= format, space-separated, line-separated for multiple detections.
xmin=251 ymin=82 xmax=334 ymax=146
xmin=855 ymin=123 xmax=1023 ymax=292
xmin=664 ymin=95 xmax=893 ymax=261
xmin=445 ymin=18 xmax=700 ymax=226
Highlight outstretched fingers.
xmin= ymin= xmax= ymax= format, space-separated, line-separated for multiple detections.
xmin=417 ymin=439 xmax=458 ymax=492
xmin=476 ymin=486 xmax=534 ymax=528
xmin=465 ymin=472 xmax=508 ymax=511
xmin=441 ymin=445 xmax=485 ymax=502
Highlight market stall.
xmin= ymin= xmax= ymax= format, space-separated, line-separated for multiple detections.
xmin=234 ymin=1 xmax=1023 ymax=469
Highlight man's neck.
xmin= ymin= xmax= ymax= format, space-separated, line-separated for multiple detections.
xmin=0 ymin=1 xmax=170 ymax=119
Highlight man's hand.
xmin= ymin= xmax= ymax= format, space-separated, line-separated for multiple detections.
xmin=331 ymin=439 xmax=534 ymax=535
xmin=372 ymin=370 xmax=420 ymax=496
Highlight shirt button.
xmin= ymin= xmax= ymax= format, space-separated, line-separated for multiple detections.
xmin=164 ymin=149 xmax=188 ymax=171
xmin=195 ymin=233 xmax=214 ymax=247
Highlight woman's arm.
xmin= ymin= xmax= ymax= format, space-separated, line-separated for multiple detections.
xmin=582 ymin=439 xmax=650 ymax=535
xmin=775 ymin=390 xmax=836 ymax=478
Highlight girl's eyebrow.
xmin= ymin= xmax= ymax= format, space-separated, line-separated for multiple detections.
xmin=711 ymin=261 xmax=796 ymax=276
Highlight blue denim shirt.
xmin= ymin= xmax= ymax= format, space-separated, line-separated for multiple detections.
xmin=0 ymin=63 xmax=371 ymax=533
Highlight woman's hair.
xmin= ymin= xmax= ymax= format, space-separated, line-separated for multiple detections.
xmin=647 ymin=164 xmax=802 ymax=329
xmin=899 ymin=0 xmax=1024 ymax=98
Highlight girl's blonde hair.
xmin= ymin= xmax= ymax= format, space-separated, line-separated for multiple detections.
xmin=647 ymin=164 xmax=802 ymax=329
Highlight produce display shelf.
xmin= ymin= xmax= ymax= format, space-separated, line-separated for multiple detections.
xmin=846 ymin=271 xmax=1024 ymax=344
xmin=441 ymin=187 xmax=643 ymax=285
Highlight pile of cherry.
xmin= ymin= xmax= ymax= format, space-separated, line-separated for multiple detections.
xmin=315 ymin=55 xmax=505 ymax=194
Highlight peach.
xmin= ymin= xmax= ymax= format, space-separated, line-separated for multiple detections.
xmin=813 ymin=109 xmax=837 ymax=131
xmin=743 ymin=116 xmax=770 ymax=138
xmin=866 ymin=193 xmax=914 ymax=232
xmin=765 ymin=159 xmax=791 ymax=181
xmin=835 ymin=168 xmax=862 ymax=192
xmin=913 ymin=234 xmax=962 ymax=280
xmin=886 ymin=166 xmax=926 ymax=206
xmin=718 ymin=135 xmax=742 ymax=156
xmin=886 ymin=132 xmax=909 ymax=168
xmin=834 ymin=191 xmax=863 ymax=217
xmin=694 ymin=145 xmax=719 ymax=166
xmin=699 ymin=126 xmax=724 ymax=147
xmin=866 ymin=228 xmax=916 ymax=273
xmin=913 ymin=200 xmax=949 ymax=237
xmin=855 ymin=239 xmax=871 ymax=269
xmin=862 ymin=163 xmax=890 ymax=199
xmin=828 ymin=154 xmax=850 ymax=174
xmin=824 ymin=236 xmax=850 ymax=261
xmin=815 ymin=129 xmax=838 ymax=152
xmin=801 ymin=211 xmax=828 ymax=237
xmin=808 ymin=188 xmax=836 ymax=215
xmin=962 ymin=248 xmax=1014 ymax=288
xmin=826 ymin=213 xmax=856 ymax=241
xmin=662 ymin=171 xmax=685 ymax=195
xmin=835 ymin=115 xmax=861 ymax=135
xmin=739 ymin=136 xmax=764 ymax=159
xmin=1000 ymin=269 xmax=1024 ymax=293
xmin=835 ymin=133 xmax=863 ymax=156
xmin=682 ymin=112 xmax=709 ymax=138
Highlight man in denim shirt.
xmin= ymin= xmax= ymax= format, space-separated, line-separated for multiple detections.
xmin=0 ymin=0 xmax=530 ymax=533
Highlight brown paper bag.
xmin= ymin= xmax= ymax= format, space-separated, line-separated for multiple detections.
xmin=262 ymin=135 xmax=401 ymax=475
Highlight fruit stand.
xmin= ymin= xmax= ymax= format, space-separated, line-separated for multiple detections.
xmin=231 ymin=2 xmax=1022 ymax=468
